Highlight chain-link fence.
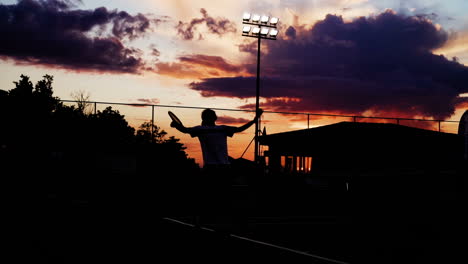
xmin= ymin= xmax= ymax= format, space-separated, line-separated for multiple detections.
xmin=61 ymin=100 xmax=461 ymax=166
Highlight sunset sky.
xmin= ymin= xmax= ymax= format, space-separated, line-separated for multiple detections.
xmin=1 ymin=0 xmax=467 ymax=166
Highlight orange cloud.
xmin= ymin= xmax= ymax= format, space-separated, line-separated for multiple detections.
xmin=178 ymin=54 xmax=241 ymax=73
xmin=154 ymin=54 xmax=247 ymax=79
xmin=136 ymin=98 xmax=161 ymax=104
xmin=126 ymin=98 xmax=161 ymax=107
xmin=216 ymin=115 xmax=251 ymax=125
xmin=435 ymin=32 xmax=468 ymax=61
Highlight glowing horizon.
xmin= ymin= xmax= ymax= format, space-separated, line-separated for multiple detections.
xmin=1 ymin=0 xmax=468 ymax=166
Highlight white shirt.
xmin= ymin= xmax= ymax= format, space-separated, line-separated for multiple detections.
xmin=187 ymin=125 xmax=236 ymax=166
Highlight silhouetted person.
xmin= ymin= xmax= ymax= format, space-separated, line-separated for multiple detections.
xmin=459 ymin=109 xmax=468 ymax=161
xmin=171 ymin=108 xmax=263 ymax=233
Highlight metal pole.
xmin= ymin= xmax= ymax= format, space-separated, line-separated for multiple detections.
xmin=152 ymin=105 xmax=155 ymax=143
xmin=255 ymin=34 xmax=261 ymax=163
xmin=438 ymin=121 xmax=441 ymax=132
xmin=307 ymin=114 xmax=310 ymax=129
xmin=94 ymin=102 xmax=97 ymax=115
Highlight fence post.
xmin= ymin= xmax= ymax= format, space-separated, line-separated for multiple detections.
xmin=94 ymin=102 xmax=97 ymax=115
xmin=438 ymin=121 xmax=441 ymax=132
xmin=152 ymin=105 xmax=155 ymax=143
xmin=353 ymin=116 xmax=357 ymax=123
xmin=307 ymin=114 xmax=310 ymax=129
xmin=396 ymin=118 xmax=400 ymax=125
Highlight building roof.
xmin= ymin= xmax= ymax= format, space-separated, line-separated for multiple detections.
xmin=260 ymin=122 xmax=461 ymax=164
xmin=261 ymin=122 xmax=452 ymax=144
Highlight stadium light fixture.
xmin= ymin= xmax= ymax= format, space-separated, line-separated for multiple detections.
xmin=241 ymin=12 xmax=279 ymax=164
xmin=252 ymin=14 xmax=261 ymax=22
xmin=269 ymin=29 xmax=278 ymax=37
xmin=270 ymin=17 xmax=279 ymax=25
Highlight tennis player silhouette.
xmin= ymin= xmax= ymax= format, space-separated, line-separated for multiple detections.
xmin=170 ymin=108 xmax=263 ymax=167
xmin=169 ymin=108 xmax=263 ymax=232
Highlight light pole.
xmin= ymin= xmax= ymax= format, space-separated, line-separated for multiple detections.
xmin=242 ymin=13 xmax=278 ymax=163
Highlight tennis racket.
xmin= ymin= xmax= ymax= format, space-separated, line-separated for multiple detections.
xmin=168 ymin=111 xmax=183 ymax=126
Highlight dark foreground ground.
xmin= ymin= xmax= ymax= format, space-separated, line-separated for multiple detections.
xmin=5 ymin=168 xmax=467 ymax=264
xmin=5 ymin=198 xmax=337 ymax=263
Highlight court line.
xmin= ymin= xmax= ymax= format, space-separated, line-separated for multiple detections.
xmin=162 ymin=217 xmax=350 ymax=264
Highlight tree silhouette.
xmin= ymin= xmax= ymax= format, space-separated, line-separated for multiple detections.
xmin=71 ymin=90 xmax=92 ymax=115
xmin=10 ymin=74 xmax=33 ymax=98
xmin=136 ymin=121 xmax=167 ymax=144
xmin=0 ymin=73 xmax=198 ymax=159
xmin=90 ymin=106 xmax=136 ymax=147
xmin=160 ymin=136 xmax=195 ymax=168
xmin=34 ymin=74 xmax=54 ymax=98
xmin=2 ymin=74 xmax=201 ymax=217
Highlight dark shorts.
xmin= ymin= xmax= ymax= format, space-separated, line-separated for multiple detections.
xmin=198 ymin=165 xmax=232 ymax=214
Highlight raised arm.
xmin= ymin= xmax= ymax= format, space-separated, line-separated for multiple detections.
xmin=171 ymin=121 xmax=190 ymax=134
xmin=233 ymin=108 xmax=263 ymax=133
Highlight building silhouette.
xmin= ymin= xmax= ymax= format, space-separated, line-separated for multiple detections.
xmin=261 ymin=122 xmax=462 ymax=175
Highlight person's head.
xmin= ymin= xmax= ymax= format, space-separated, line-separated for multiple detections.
xmin=201 ymin=108 xmax=217 ymax=126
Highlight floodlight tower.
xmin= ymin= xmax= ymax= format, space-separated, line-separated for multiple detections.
xmin=242 ymin=13 xmax=279 ymax=164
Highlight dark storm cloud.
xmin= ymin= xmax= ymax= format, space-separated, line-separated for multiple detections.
xmin=285 ymin=26 xmax=297 ymax=39
xmin=0 ymin=0 xmax=155 ymax=73
xmin=176 ymin=8 xmax=236 ymax=40
xmin=190 ymin=10 xmax=468 ymax=119
xmin=237 ymin=41 xmax=257 ymax=55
